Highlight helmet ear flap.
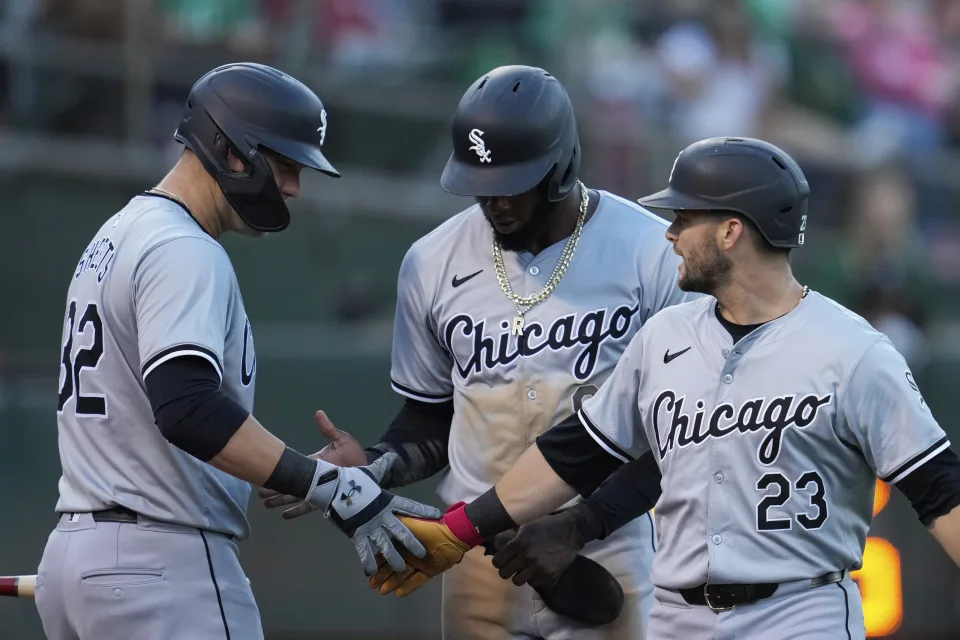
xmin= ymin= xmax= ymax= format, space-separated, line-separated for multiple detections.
xmin=554 ymin=142 xmax=579 ymax=201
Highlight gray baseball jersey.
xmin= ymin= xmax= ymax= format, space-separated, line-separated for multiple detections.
xmin=579 ymin=293 xmax=950 ymax=589
xmin=389 ymin=190 xmax=697 ymax=505
xmin=54 ymin=193 xmax=256 ymax=539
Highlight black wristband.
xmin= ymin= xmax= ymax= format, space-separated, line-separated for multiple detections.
xmin=464 ymin=487 xmax=518 ymax=540
xmin=263 ymin=447 xmax=318 ymax=500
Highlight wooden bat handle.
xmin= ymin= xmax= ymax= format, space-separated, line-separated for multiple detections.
xmin=0 ymin=575 xmax=37 ymax=598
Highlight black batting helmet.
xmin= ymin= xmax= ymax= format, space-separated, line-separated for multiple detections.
xmin=639 ymin=137 xmax=810 ymax=248
xmin=440 ymin=65 xmax=580 ymax=202
xmin=174 ymin=62 xmax=340 ymax=233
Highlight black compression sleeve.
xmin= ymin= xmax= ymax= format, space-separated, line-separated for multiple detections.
xmin=535 ymin=412 xmax=625 ymax=498
xmin=570 ymin=451 xmax=662 ymax=542
xmin=144 ymin=356 xmax=249 ymax=462
xmin=895 ymin=447 xmax=960 ymax=527
xmin=363 ymin=398 xmax=453 ymax=489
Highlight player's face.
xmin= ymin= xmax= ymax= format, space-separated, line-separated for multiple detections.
xmin=263 ymin=151 xmax=304 ymax=200
xmin=476 ymin=187 xmax=549 ymax=252
xmin=665 ymin=211 xmax=732 ymax=294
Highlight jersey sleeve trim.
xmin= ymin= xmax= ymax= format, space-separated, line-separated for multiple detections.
xmin=883 ymin=436 xmax=951 ymax=485
xmin=142 ymin=345 xmax=223 ymax=383
xmin=390 ymin=379 xmax=454 ymax=404
xmin=578 ymin=408 xmax=633 ymax=463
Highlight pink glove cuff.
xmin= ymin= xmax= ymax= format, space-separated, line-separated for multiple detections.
xmin=443 ymin=501 xmax=484 ymax=549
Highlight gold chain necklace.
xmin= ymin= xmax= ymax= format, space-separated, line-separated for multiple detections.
xmin=147 ymin=187 xmax=189 ymax=211
xmin=493 ymin=180 xmax=589 ymax=335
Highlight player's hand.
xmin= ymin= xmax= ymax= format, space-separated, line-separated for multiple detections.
xmin=368 ymin=501 xmax=481 ymax=597
xmin=313 ymin=409 xmax=368 ymax=467
xmin=487 ymin=510 xmax=585 ymax=587
xmin=258 ymin=410 xmax=368 ymax=516
xmin=488 ymin=509 xmax=625 ymax=627
xmin=306 ymin=453 xmax=443 ymax=575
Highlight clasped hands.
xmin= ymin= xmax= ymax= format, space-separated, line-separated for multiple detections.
xmin=259 ymin=411 xmax=586 ymax=597
xmin=257 ymin=410 xmax=443 ymax=576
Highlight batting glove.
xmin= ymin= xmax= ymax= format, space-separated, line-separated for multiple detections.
xmin=298 ymin=453 xmax=443 ymax=575
xmin=368 ymin=501 xmax=483 ymax=597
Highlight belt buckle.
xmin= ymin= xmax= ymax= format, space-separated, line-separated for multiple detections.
xmin=703 ymin=584 xmax=736 ymax=612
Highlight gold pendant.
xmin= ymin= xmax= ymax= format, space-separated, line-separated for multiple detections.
xmin=511 ymin=315 xmax=525 ymax=335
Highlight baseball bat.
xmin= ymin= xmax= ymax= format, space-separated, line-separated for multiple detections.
xmin=0 ymin=575 xmax=36 ymax=599
xmin=0 ymin=574 xmax=250 ymax=599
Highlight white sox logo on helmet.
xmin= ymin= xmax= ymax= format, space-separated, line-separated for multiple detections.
xmin=317 ymin=109 xmax=328 ymax=145
xmin=468 ymin=129 xmax=492 ymax=163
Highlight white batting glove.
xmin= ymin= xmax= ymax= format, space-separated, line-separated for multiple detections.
xmin=293 ymin=453 xmax=443 ymax=575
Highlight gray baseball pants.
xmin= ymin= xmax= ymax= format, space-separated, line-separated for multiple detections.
xmin=34 ymin=512 xmax=262 ymax=640
xmin=648 ymin=571 xmax=866 ymax=640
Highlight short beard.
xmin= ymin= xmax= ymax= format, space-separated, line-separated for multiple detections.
xmin=679 ymin=234 xmax=733 ymax=294
xmin=488 ymin=198 xmax=553 ymax=253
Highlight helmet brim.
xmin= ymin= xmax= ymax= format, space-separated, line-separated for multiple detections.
xmin=637 ymin=187 xmax=739 ymax=214
xmin=258 ymin=133 xmax=340 ymax=178
xmin=440 ymin=152 xmax=555 ymax=197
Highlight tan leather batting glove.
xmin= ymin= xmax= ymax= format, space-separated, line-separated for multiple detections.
xmin=368 ymin=502 xmax=480 ymax=597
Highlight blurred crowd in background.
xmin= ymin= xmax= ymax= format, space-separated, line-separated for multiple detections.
xmin=1 ymin=0 xmax=960 ymax=366
xmin=7 ymin=1 xmax=960 ymax=359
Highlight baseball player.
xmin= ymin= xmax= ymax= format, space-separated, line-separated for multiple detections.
xmin=35 ymin=63 xmax=439 ymax=640
xmin=366 ymin=137 xmax=960 ymax=639
xmin=261 ymin=65 xmax=697 ymax=639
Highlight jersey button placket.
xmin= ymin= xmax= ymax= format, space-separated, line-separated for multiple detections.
xmin=709 ymin=347 xmax=741 ymax=580
xmin=518 ymin=261 xmax=532 ymax=448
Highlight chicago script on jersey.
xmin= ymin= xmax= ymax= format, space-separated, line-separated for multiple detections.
xmin=652 ymin=390 xmax=833 ymax=465
xmin=444 ymin=304 xmax=640 ymax=381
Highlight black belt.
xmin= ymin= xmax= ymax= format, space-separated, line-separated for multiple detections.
xmin=65 ymin=506 xmax=139 ymax=523
xmin=67 ymin=506 xmax=236 ymax=540
xmin=93 ymin=506 xmax=139 ymax=522
xmin=679 ymin=570 xmax=844 ymax=611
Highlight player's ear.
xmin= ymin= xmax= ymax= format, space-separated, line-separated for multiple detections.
xmin=225 ymin=147 xmax=247 ymax=173
xmin=717 ymin=216 xmax=744 ymax=252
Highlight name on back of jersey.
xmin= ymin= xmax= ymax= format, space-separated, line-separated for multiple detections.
xmin=73 ymin=236 xmax=116 ymax=284
xmin=443 ymin=303 xmax=639 ymax=381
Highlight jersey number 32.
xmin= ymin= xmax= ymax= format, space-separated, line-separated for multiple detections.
xmin=57 ymin=300 xmax=107 ymax=417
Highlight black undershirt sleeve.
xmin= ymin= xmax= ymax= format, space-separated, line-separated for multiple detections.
xmin=143 ymin=356 xmax=249 ymax=462
xmin=894 ymin=447 xmax=960 ymax=527
xmin=573 ymin=451 xmax=662 ymax=542
xmin=535 ymin=412 xmax=625 ymax=498
xmin=363 ymin=397 xmax=454 ymax=490
xmin=144 ymin=355 xmax=323 ymax=500
xmin=464 ymin=416 xmax=657 ymax=541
